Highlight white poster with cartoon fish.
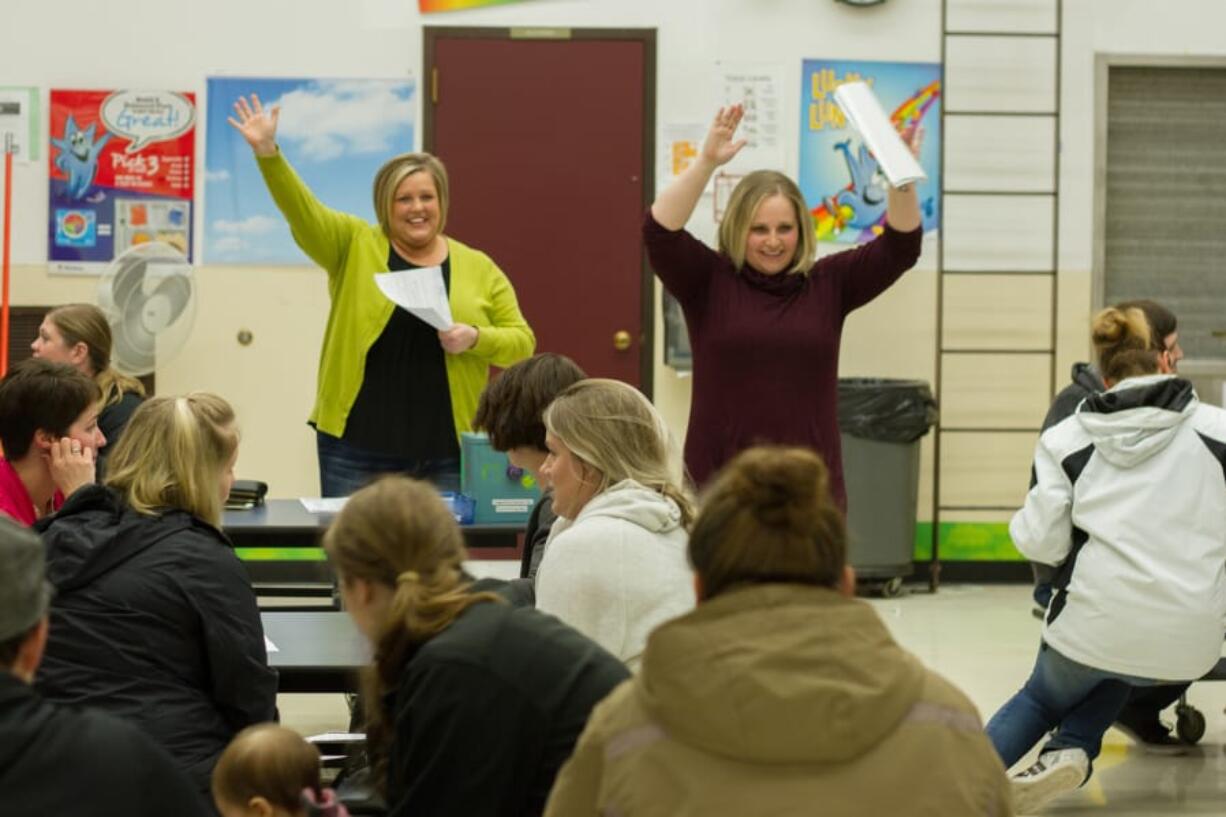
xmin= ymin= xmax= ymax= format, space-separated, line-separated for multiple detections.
xmin=48 ymin=89 xmax=195 ymax=273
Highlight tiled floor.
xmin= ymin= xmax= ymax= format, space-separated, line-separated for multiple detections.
xmin=277 ymin=578 xmax=1226 ymax=815
xmin=868 ymin=584 xmax=1226 ymax=815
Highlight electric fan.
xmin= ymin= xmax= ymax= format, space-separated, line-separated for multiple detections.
xmin=97 ymin=241 xmax=196 ymax=377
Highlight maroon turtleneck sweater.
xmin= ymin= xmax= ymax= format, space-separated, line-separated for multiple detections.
xmin=645 ymin=212 xmax=923 ymax=509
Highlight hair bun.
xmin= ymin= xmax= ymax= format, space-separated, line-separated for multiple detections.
xmin=738 ymin=457 xmax=823 ymax=531
xmin=397 ymin=570 xmax=420 ymax=586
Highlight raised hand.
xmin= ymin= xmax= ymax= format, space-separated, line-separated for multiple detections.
xmin=226 ymin=94 xmax=280 ymax=158
xmin=701 ymin=104 xmax=749 ymax=167
xmin=48 ymin=437 xmax=96 ymax=500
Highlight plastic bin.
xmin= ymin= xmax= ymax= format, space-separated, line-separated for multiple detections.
xmin=837 ymin=378 xmax=938 ymax=594
xmin=460 ymin=432 xmax=541 ymax=525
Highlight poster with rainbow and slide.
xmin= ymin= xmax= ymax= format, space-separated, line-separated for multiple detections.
xmin=798 ymin=59 xmax=941 ymax=244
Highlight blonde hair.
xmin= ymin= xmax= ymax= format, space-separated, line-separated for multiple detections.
xmin=690 ymin=447 xmax=846 ymax=600
xmin=212 ymin=724 xmax=321 ymax=814
xmin=1091 ymin=306 xmax=1160 ymax=383
xmin=103 ymin=393 xmax=239 ymax=526
xmin=372 ymin=152 xmax=450 ymax=239
xmin=542 ymin=379 xmax=694 ymax=528
xmin=322 ymin=476 xmax=500 ymax=792
xmin=718 ymin=170 xmax=816 ymax=275
xmin=46 ymin=304 xmax=146 ymax=409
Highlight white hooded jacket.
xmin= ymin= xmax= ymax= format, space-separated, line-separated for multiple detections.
xmin=1011 ymin=374 xmax=1226 ymax=680
xmin=535 ymin=479 xmax=694 ymax=669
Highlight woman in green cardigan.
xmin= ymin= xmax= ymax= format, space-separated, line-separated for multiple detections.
xmin=228 ymin=94 xmax=535 ymax=496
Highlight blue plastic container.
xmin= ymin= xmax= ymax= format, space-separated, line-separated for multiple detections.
xmin=439 ymin=491 xmax=476 ymax=525
xmin=460 ymin=432 xmax=540 ymax=525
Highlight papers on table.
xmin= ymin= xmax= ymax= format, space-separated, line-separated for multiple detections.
xmin=300 ymin=497 xmax=348 ymax=514
xmin=307 ymin=731 xmax=367 ymax=744
xmin=374 ymin=266 xmax=453 ymax=331
xmin=264 ymin=636 xmax=279 ymax=653
xmin=832 ymin=81 xmax=927 ymax=188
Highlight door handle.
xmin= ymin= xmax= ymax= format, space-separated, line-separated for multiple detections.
xmin=613 ymin=330 xmax=632 ymax=351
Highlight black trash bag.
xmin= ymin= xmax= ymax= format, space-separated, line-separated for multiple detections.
xmin=837 ymin=378 xmax=939 ymax=443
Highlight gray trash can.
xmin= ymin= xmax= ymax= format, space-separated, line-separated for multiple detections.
xmin=837 ymin=378 xmax=938 ymax=595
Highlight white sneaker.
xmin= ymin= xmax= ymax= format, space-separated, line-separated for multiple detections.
xmin=1011 ymin=748 xmax=1089 ymax=814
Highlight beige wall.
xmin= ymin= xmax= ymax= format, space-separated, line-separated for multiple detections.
xmin=5 ymin=0 xmax=1226 ymax=510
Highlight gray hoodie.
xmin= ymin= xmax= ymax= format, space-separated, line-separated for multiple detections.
xmin=536 ymin=479 xmax=694 ymax=669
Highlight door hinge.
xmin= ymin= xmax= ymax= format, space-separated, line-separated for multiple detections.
xmin=431 ymin=67 xmax=439 ymax=105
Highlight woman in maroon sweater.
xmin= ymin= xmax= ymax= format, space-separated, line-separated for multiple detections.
xmin=646 ymin=104 xmax=923 ymax=508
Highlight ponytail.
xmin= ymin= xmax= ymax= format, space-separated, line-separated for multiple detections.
xmin=690 ymin=446 xmax=847 ymax=600
xmin=1092 ymin=306 xmax=1160 ymax=383
xmin=324 ymin=476 xmax=500 ymax=795
xmin=96 ymin=367 xmax=146 ymax=410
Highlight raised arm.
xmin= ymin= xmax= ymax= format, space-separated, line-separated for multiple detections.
xmin=650 ymin=105 xmax=747 ymax=230
xmin=226 ymin=94 xmax=279 ymax=158
xmin=227 ymin=94 xmax=363 ymax=275
xmin=884 ymin=125 xmax=924 ymax=232
xmin=1009 ymin=435 xmax=1077 ymax=567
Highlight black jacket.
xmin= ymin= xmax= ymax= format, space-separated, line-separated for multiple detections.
xmin=96 ymin=390 xmax=144 ymax=477
xmin=384 ymin=598 xmax=630 ymax=817
xmin=0 ymin=672 xmax=211 ymax=816
xmin=520 ymin=492 xmax=557 ymax=581
xmin=33 ymin=485 xmax=278 ymax=791
xmin=1041 ymin=362 xmax=1105 ymax=431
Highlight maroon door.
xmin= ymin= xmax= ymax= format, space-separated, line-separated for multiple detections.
xmin=424 ymin=29 xmax=655 ymax=391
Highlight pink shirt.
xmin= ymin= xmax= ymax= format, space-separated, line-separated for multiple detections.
xmin=0 ymin=458 xmax=63 ymax=526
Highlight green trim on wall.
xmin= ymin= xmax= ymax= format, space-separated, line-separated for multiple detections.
xmin=913 ymin=522 xmax=1024 ymax=562
xmin=235 ymin=547 xmax=327 ymax=562
xmin=233 ymin=525 xmax=1023 ymax=563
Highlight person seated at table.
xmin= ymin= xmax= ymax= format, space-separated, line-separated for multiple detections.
xmin=472 ymin=353 xmax=587 ymax=586
xmin=34 ymin=393 xmax=278 ymax=796
xmin=543 ymin=447 xmax=1010 ymax=817
xmin=30 ymin=303 xmax=146 ymax=474
xmin=324 ymin=475 xmax=629 ymax=817
xmin=535 ymin=379 xmax=695 ymax=668
xmin=212 ymin=723 xmax=349 ymax=817
xmin=0 ymin=358 xmax=103 ymax=525
xmin=0 ymin=516 xmax=212 ymax=817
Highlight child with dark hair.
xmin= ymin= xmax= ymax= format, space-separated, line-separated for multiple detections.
xmin=0 ymin=358 xmax=103 ymax=525
xmin=212 ymin=724 xmax=349 ymax=817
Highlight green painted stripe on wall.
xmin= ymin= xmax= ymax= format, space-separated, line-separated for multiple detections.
xmin=234 ymin=525 xmax=1023 ymax=563
xmin=913 ymin=522 xmax=1024 ymax=562
xmin=235 ymin=547 xmax=327 ymax=562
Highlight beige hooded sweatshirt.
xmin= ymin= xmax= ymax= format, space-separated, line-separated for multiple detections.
xmin=544 ymin=584 xmax=1011 ymax=817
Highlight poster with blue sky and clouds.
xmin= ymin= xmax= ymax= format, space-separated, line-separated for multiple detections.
xmin=204 ymin=77 xmax=414 ymax=264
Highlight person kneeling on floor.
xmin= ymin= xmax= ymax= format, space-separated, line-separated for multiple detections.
xmin=987 ymin=306 xmax=1226 ymax=813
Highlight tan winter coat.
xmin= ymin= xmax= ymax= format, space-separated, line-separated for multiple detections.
xmin=544 ymin=584 xmax=1012 ymax=817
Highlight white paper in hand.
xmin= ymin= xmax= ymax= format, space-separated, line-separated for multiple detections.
xmin=832 ymin=81 xmax=926 ymax=188
xmin=374 ymin=267 xmax=454 ymax=331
